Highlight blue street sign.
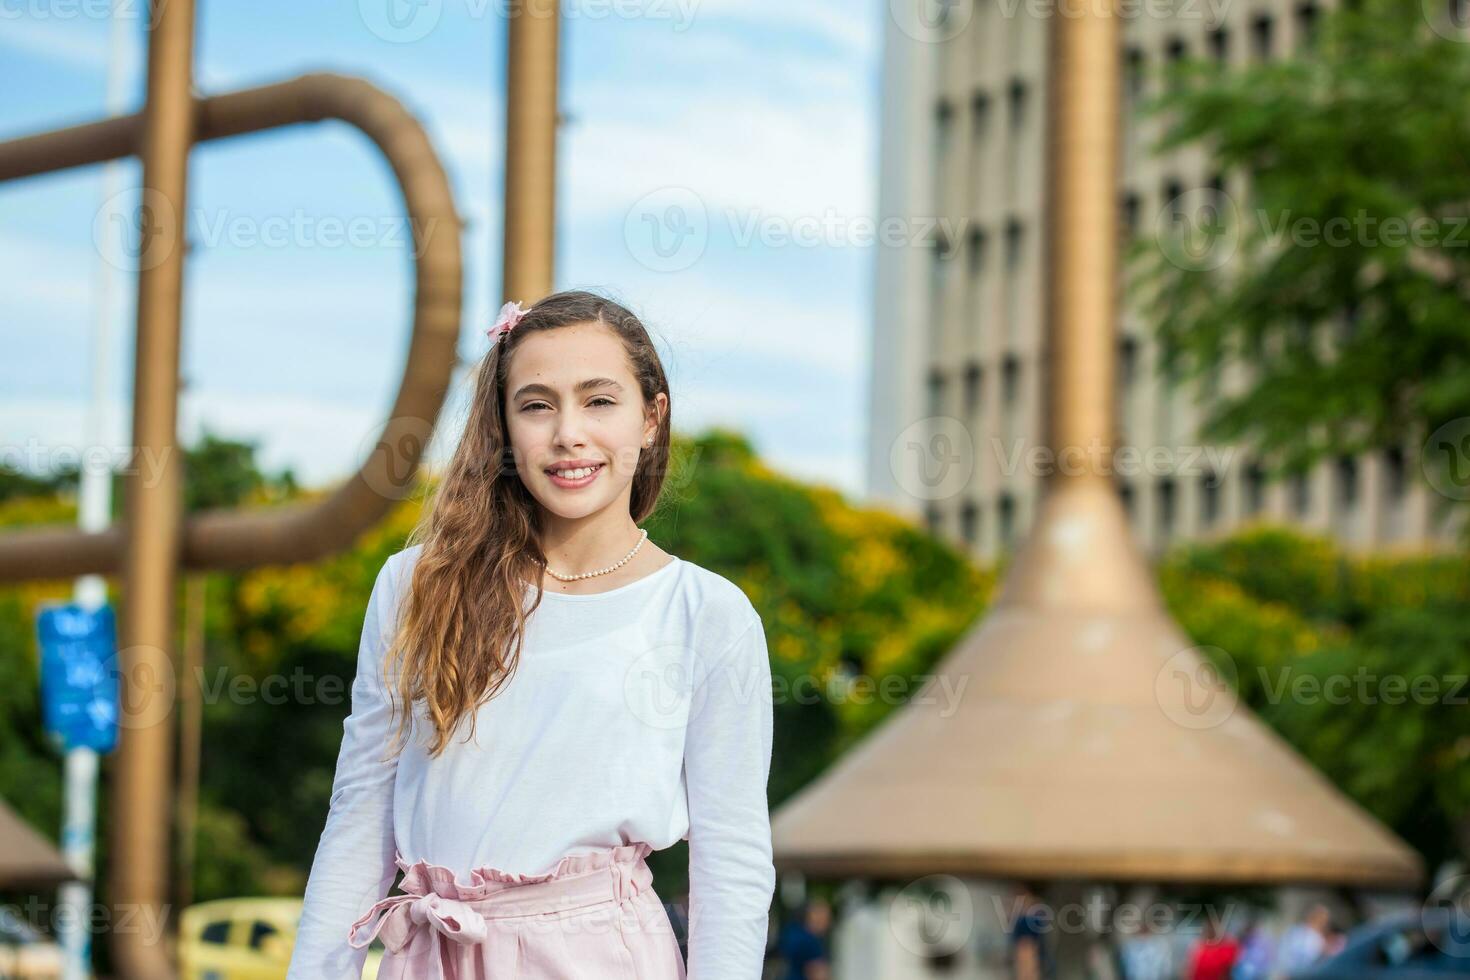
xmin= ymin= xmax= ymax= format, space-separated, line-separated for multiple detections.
xmin=37 ymin=603 xmax=120 ymax=754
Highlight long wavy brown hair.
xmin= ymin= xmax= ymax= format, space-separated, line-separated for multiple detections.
xmin=382 ymin=289 xmax=672 ymax=758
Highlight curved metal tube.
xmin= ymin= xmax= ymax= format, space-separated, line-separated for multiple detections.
xmin=0 ymin=72 xmax=463 ymax=578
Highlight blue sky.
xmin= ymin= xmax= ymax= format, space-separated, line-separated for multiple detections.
xmin=0 ymin=0 xmax=880 ymax=499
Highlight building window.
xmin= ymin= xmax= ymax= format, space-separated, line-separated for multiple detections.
xmin=1252 ymin=14 xmax=1275 ymax=60
xmin=930 ymin=231 xmax=953 ymax=334
xmin=1124 ymin=47 xmax=1146 ymax=103
xmin=971 ymin=90 xmax=992 ymax=138
xmin=1208 ymin=27 xmax=1230 ymax=64
xmin=1383 ymin=447 xmax=1407 ymax=502
xmin=927 ymin=367 xmax=947 ymax=417
xmin=1004 ymin=217 xmax=1024 ymax=269
xmin=961 ymin=499 xmax=980 ymax=545
xmin=1295 ymin=1 xmax=1321 ymax=48
xmin=1245 ymin=460 xmax=1266 ymax=515
xmin=1335 ymin=455 xmax=1359 ymax=510
xmin=924 ymin=503 xmax=942 ymax=534
xmin=1291 ymin=469 xmax=1311 ymax=516
xmin=1007 ymin=78 xmax=1028 ymax=132
xmin=1118 ymin=335 xmax=1139 ymax=389
xmin=998 ymin=493 xmax=1016 ymax=547
xmin=1002 ymin=354 xmax=1021 ymax=406
xmin=1162 ymin=178 xmax=1185 ymax=221
xmin=1118 ymin=481 xmax=1136 ymax=522
xmin=1201 ymin=470 xmax=1222 ymax=526
xmin=935 ymin=97 xmax=956 ymax=178
xmin=1165 ymin=35 xmax=1188 ymax=64
xmin=1121 ymin=191 xmax=1141 ymax=240
xmin=969 ymin=226 xmax=989 ymax=278
xmin=1157 ymin=478 xmax=1177 ymax=539
xmin=1159 ymin=333 xmax=1182 ymax=388
xmin=964 ymin=361 xmax=983 ymax=417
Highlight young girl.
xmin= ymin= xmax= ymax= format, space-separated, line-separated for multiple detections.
xmin=286 ymin=290 xmax=776 ymax=979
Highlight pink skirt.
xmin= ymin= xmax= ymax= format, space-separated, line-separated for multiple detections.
xmin=347 ymin=841 xmax=687 ymax=979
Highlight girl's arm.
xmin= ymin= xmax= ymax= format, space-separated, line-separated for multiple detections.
xmin=683 ymin=613 xmax=777 ymax=979
xmin=286 ymin=554 xmax=404 ymax=980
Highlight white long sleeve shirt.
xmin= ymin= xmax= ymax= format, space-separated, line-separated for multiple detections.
xmin=286 ymin=544 xmax=776 ymax=980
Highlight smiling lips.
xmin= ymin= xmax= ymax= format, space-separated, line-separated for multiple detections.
xmin=545 ymin=462 xmax=605 ymax=489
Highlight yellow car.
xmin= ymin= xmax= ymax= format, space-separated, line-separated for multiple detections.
xmin=179 ymin=897 xmax=384 ymax=979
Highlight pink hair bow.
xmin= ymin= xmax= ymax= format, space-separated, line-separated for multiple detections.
xmin=487 ymin=300 xmax=527 ymax=343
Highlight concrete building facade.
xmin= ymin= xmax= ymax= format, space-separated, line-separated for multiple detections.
xmin=865 ymin=0 xmax=1464 ymax=561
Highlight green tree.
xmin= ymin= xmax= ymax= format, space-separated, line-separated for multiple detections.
xmin=1132 ymin=0 xmax=1470 ymax=509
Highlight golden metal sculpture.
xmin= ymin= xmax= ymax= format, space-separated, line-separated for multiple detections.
xmin=502 ymin=0 xmax=560 ymax=302
xmin=0 ymin=0 xmax=493 ymax=973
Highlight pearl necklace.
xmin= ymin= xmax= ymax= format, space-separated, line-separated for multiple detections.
xmin=538 ymin=528 xmax=650 ymax=582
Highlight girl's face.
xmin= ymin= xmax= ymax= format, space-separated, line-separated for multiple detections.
xmin=503 ymin=321 xmax=663 ymax=521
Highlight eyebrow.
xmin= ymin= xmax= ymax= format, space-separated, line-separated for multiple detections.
xmin=511 ymin=378 xmax=626 ymax=401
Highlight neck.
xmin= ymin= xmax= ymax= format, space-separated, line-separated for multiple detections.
xmin=537 ymin=510 xmax=645 ymax=572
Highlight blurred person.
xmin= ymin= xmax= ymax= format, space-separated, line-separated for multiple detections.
xmin=1321 ymin=920 xmax=1347 ymax=958
xmin=776 ymin=899 xmax=831 ymax=980
xmin=1010 ymin=884 xmax=1053 ymax=980
xmin=1273 ymin=903 xmax=1330 ymax=976
xmin=1231 ymin=913 xmax=1275 ymax=980
xmin=1119 ymin=919 xmax=1172 ymax=980
xmin=286 ymin=291 xmax=776 ymax=979
xmin=1185 ymin=916 xmax=1240 ymax=980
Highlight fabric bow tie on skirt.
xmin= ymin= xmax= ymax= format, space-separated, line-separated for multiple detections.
xmin=343 ymin=842 xmax=682 ymax=979
xmin=351 ymin=889 xmax=490 ymax=955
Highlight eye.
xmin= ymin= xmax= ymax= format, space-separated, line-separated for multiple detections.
xmin=522 ymin=402 xmax=550 ymax=412
xmin=589 ymin=396 xmax=616 ymax=407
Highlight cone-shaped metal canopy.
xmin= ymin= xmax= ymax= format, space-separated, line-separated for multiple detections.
xmin=770 ymin=480 xmax=1425 ymax=887
xmin=774 ymin=0 xmax=1423 ymax=889
xmin=0 ymin=796 xmax=73 ymax=888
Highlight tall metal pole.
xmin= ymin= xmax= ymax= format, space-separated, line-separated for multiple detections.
xmin=111 ymin=0 xmax=195 ymax=975
xmin=59 ymin=8 xmax=132 ymax=979
xmin=1045 ymin=0 xmax=1121 ymax=490
xmin=501 ymin=0 xmax=559 ymax=302
xmin=996 ymin=0 xmax=1147 ymax=618
xmin=1041 ymin=0 xmax=1122 ymax=975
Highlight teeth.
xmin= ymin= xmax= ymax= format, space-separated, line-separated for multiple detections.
xmin=551 ymin=465 xmax=599 ymax=479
